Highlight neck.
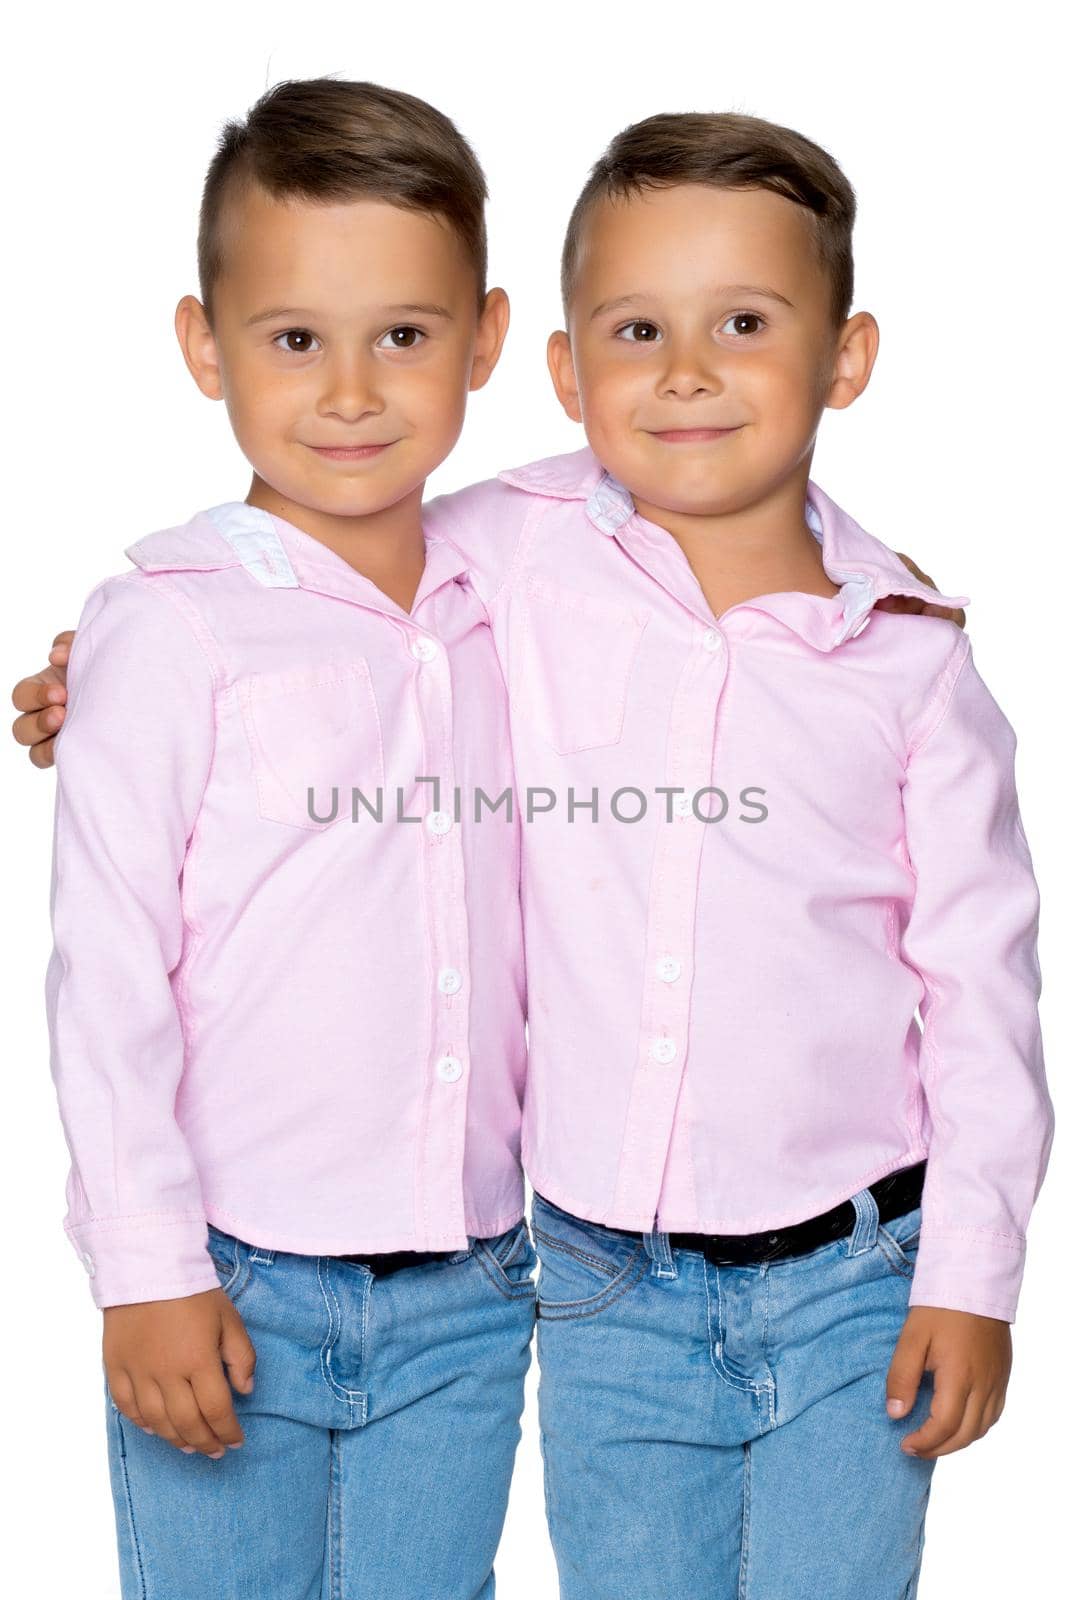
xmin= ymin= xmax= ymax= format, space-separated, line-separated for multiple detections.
xmin=630 ymin=462 xmax=840 ymax=619
xmin=246 ymin=474 xmax=427 ymax=612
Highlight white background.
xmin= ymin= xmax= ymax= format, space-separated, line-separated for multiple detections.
xmin=2 ymin=3 xmax=1062 ymax=1595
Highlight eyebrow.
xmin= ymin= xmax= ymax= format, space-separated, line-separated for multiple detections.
xmin=245 ymin=302 xmax=455 ymax=327
xmin=589 ymin=284 xmax=796 ymax=319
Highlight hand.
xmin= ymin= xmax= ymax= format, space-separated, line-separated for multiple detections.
xmin=10 ymin=630 xmax=75 ymax=767
xmin=876 ymin=554 xmax=967 ymax=629
xmin=886 ymin=1305 xmax=1011 ymax=1458
xmin=103 ymin=1287 xmax=257 ymax=1459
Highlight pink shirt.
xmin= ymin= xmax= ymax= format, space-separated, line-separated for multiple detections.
xmin=431 ymin=446 xmax=1054 ymax=1323
xmin=46 ymin=500 xmax=526 ymax=1309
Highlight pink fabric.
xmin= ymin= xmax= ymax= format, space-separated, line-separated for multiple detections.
xmin=45 ymin=500 xmax=526 ymax=1308
xmin=430 ymin=446 xmax=1054 ymax=1323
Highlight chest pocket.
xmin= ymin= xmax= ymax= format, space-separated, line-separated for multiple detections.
xmin=237 ymin=660 xmax=385 ymax=830
xmin=510 ymin=577 xmax=650 ymax=755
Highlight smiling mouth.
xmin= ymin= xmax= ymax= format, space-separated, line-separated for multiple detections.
xmin=307 ymin=441 xmax=397 ymax=459
xmin=649 ymin=427 xmax=743 ymax=443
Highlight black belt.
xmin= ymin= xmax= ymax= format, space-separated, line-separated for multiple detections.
xmin=613 ymin=1160 xmax=926 ymax=1266
xmin=332 ymin=1247 xmax=456 ymax=1275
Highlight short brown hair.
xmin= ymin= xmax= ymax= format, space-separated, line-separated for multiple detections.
xmin=561 ymin=111 xmax=856 ymax=327
xmin=197 ymin=77 xmax=488 ymax=322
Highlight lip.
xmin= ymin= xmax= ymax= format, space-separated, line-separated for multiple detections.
xmin=648 ymin=426 xmax=742 ymax=443
xmin=307 ymin=441 xmax=396 ymax=460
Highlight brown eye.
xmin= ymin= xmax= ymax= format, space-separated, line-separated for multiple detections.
xmin=381 ymin=326 xmax=424 ymax=349
xmin=618 ymin=320 xmax=661 ymax=343
xmin=723 ymin=313 xmax=765 ymax=338
xmin=275 ymin=330 xmax=319 ymax=354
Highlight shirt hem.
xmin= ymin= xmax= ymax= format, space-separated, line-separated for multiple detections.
xmin=525 ymin=1147 xmax=931 ymax=1235
xmin=202 ymin=1199 xmax=527 ymax=1255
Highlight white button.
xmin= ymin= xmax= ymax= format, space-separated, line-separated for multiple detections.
xmin=426 ymin=811 xmax=452 ymax=835
xmin=702 ymin=628 xmax=723 ymax=653
xmin=410 ymin=636 xmax=438 ymax=662
xmin=437 ymin=967 xmax=463 ymax=995
xmin=655 ymin=956 xmax=681 ymax=983
xmin=81 ymin=1250 xmax=96 ymax=1276
xmin=651 ymin=1037 xmax=678 ymax=1064
xmin=436 ymin=1054 xmax=464 ymax=1083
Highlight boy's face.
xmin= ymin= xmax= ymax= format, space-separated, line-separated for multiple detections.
xmin=176 ymin=185 xmax=506 ymax=520
xmin=548 ymin=183 xmax=875 ymax=518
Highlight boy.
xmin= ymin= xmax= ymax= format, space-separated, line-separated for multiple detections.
xmin=22 ymin=77 xmax=536 ymax=1600
xmin=419 ymin=112 xmax=1053 ymax=1597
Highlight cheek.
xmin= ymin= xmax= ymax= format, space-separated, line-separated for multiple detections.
xmin=401 ymin=362 xmax=469 ymax=436
xmin=579 ymin=361 xmax=644 ymax=436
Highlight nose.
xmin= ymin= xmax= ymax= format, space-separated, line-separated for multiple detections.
xmin=658 ymin=335 xmax=722 ymax=402
xmin=316 ymin=349 xmax=384 ymax=424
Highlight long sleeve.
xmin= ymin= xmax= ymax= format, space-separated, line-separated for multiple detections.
xmin=898 ymin=632 xmax=1053 ymax=1322
xmin=44 ymin=573 xmax=221 ymax=1309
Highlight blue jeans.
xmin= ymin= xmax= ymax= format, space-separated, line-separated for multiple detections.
xmin=532 ymin=1185 xmax=937 ymax=1600
xmin=104 ymin=1216 xmax=537 ymax=1598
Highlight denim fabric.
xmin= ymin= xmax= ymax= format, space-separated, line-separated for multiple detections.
xmin=532 ymin=1187 xmax=936 ymax=1599
xmin=103 ymin=1216 xmax=536 ymax=1598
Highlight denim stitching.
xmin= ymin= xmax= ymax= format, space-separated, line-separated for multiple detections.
xmin=317 ymin=1258 xmax=368 ymax=1413
xmin=471 ymin=1239 xmax=537 ymax=1301
xmin=111 ymin=1408 xmax=148 ymax=1598
xmin=494 ymin=1219 xmax=530 ymax=1270
xmin=738 ymin=1437 xmax=752 ymax=1600
xmin=535 ymin=1250 xmax=649 ymax=1320
xmin=532 ymin=1223 xmax=636 ymax=1280
xmin=705 ymin=1260 xmax=775 ymax=1396
xmin=876 ymin=1233 xmax=917 ymax=1279
xmin=328 ymin=1427 xmax=342 ymax=1600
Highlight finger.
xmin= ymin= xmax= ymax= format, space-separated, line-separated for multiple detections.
xmin=51 ymin=630 xmax=76 ymax=649
xmin=106 ymin=1367 xmax=149 ymax=1432
xmin=901 ymin=1372 xmax=971 ymax=1456
xmin=886 ymin=1332 xmax=928 ymax=1419
xmin=11 ymin=671 xmax=67 ymax=714
xmin=918 ymin=602 xmax=967 ymax=628
xmin=190 ymin=1364 xmax=246 ymax=1450
xmin=219 ymin=1307 xmax=257 ymax=1395
xmin=158 ymin=1374 xmax=229 ymax=1458
xmin=12 ymin=706 xmax=65 ymax=747
xmin=28 ymin=735 xmax=59 ymax=769
xmin=984 ymin=1389 xmax=1007 ymax=1431
xmin=912 ymin=1385 xmax=990 ymax=1459
xmin=131 ymin=1375 xmax=184 ymax=1450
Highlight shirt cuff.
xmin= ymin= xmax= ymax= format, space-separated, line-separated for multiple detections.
xmin=64 ymin=1215 xmax=221 ymax=1310
xmin=908 ymin=1226 xmax=1025 ymax=1323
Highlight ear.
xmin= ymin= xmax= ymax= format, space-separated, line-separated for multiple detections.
xmin=174 ymin=296 xmax=224 ymax=400
xmin=469 ymin=286 xmax=510 ymax=393
xmin=823 ymin=311 xmax=879 ymax=411
xmin=546 ymin=328 xmax=582 ymax=423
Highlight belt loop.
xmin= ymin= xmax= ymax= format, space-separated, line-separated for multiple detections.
xmin=846 ymin=1187 xmax=880 ymax=1256
xmin=642 ymin=1217 xmax=677 ymax=1280
xmin=248 ymin=1243 xmax=276 ymax=1266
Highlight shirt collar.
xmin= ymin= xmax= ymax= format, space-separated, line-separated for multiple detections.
xmin=125 ymin=500 xmax=471 ymax=619
xmin=497 ymin=447 xmax=970 ymax=650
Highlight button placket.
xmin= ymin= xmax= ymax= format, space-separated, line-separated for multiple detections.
xmin=611 ymin=629 xmax=727 ymax=1221
xmin=406 ymin=616 xmax=472 ymax=1240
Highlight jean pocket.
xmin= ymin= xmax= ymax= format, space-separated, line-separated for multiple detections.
xmin=876 ymin=1204 xmax=922 ymax=1278
xmin=531 ymin=1197 xmax=646 ymax=1320
xmin=474 ymin=1219 xmax=538 ymax=1299
xmin=205 ymin=1225 xmax=256 ymax=1305
xmin=236 ymin=659 xmax=385 ymax=829
xmin=510 ymin=577 xmax=649 ymax=754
